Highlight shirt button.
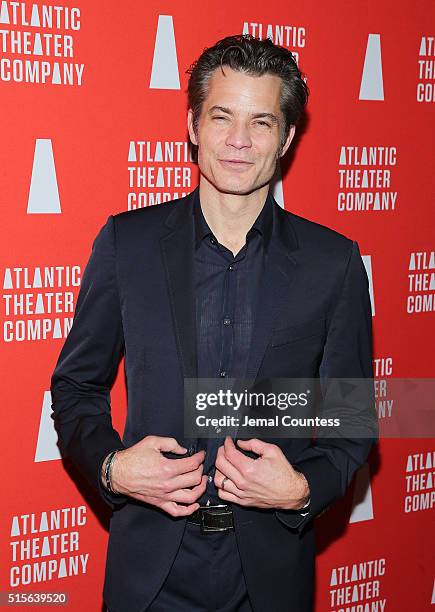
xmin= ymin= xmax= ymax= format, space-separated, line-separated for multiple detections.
xmin=228 ymin=264 xmax=234 ymax=271
xmin=210 ymin=236 xmax=216 ymax=245
xmin=223 ymin=317 xmax=232 ymax=325
xmin=219 ymin=371 xmax=226 ymax=377
xmin=208 ymin=474 xmax=213 ymax=483
xmin=187 ymin=445 xmax=196 ymax=456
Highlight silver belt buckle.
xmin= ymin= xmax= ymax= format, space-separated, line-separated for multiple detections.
xmin=200 ymin=504 xmax=232 ymax=533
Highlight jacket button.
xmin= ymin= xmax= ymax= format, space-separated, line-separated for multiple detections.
xmin=188 ymin=445 xmax=196 ymax=456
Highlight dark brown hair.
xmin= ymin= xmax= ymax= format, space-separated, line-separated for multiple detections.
xmin=186 ymin=34 xmax=309 ymax=153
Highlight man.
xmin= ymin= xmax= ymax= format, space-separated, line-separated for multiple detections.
xmin=51 ymin=34 xmax=377 ymax=612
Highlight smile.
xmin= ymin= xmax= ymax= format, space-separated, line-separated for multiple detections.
xmin=219 ymin=159 xmax=254 ymax=171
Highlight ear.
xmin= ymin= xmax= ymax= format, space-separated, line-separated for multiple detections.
xmin=279 ymin=125 xmax=296 ymax=158
xmin=187 ymin=109 xmax=198 ymax=146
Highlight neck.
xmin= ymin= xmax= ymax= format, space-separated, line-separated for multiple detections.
xmin=198 ymin=178 xmax=269 ymax=256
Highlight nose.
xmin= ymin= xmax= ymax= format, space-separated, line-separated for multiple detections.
xmin=225 ymin=120 xmax=252 ymax=150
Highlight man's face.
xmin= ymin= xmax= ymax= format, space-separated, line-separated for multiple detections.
xmin=187 ymin=67 xmax=295 ymax=196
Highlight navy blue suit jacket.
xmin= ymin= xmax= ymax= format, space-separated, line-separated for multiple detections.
xmin=50 ymin=186 xmax=378 ymax=612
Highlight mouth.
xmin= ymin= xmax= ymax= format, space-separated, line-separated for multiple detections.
xmin=219 ymin=159 xmax=254 ymax=170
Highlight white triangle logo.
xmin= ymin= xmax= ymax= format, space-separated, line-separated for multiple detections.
xmin=34 ymin=390 xmax=62 ymax=462
xmin=270 ymin=163 xmax=284 ymax=208
xmin=339 ymin=146 xmax=346 ymax=165
xmin=33 ymin=33 xmax=43 ymax=55
xmin=0 ymin=1 xmax=10 ymax=24
xmin=409 ymin=252 xmax=416 ymax=270
xmin=3 ymin=268 xmax=13 ymax=290
xmin=128 ymin=141 xmax=137 ymax=162
xmin=30 ymin=4 xmax=40 ymax=26
xmin=419 ymin=37 xmax=426 ymax=56
xmin=27 ymin=139 xmax=61 ymax=214
xmin=359 ymin=34 xmax=384 ymax=101
xmin=150 ymin=15 xmax=180 ymax=90
xmin=362 ymin=254 xmax=375 ymax=316
xmin=349 ymin=463 xmax=374 ymax=523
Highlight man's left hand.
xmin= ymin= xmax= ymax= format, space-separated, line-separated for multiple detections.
xmin=214 ymin=437 xmax=310 ymax=510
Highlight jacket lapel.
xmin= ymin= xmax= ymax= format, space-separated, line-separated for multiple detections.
xmin=160 ymin=190 xmax=198 ymax=381
xmin=244 ymin=199 xmax=299 ymax=382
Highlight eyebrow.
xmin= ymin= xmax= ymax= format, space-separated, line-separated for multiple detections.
xmin=208 ymin=105 xmax=279 ymax=124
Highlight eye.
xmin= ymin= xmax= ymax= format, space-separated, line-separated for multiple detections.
xmin=212 ymin=116 xmax=227 ymax=121
xmin=254 ymin=121 xmax=271 ymax=127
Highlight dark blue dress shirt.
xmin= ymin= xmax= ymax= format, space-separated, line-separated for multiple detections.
xmin=191 ymin=188 xmax=273 ymax=505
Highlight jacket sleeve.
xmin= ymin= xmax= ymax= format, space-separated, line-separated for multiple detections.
xmin=50 ymin=215 xmax=128 ymax=509
xmin=275 ymin=240 xmax=379 ymax=532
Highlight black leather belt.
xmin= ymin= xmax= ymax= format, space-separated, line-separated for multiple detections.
xmin=187 ymin=504 xmax=234 ymax=533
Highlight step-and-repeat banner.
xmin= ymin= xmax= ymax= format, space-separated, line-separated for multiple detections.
xmin=1 ymin=1 xmax=434 ymax=610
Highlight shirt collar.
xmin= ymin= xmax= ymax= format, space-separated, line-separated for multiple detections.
xmin=192 ymin=186 xmax=273 ymax=251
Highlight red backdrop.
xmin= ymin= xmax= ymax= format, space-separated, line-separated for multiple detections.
xmin=1 ymin=1 xmax=434 ymax=610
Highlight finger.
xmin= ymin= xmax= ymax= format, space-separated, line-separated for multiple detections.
xmin=162 ymin=450 xmax=206 ymax=476
xmin=133 ymin=491 xmax=202 ymax=515
xmin=164 ymin=475 xmax=208 ymax=504
xmin=235 ymin=438 xmax=272 ymax=456
xmin=150 ymin=436 xmax=189 ymax=454
xmin=217 ymin=488 xmax=247 ymax=505
xmin=214 ymin=466 xmax=224 ymax=479
xmin=215 ymin=473 xmax=246 ymax=498
xmin=217 ymin=488 xmax=268 ymax=508
xmin=160 ymin=500 xmax=201 ymax=517
xmin=163 ymin=464 xmax=204 ymax=492
xmin=215 ymin=451 xmax=246 ymax=489
xmin=222 ymin=437 xmax=255 ymax=472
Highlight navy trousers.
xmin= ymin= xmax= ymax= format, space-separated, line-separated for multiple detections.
xmin=147 ymin=520 xmax=253 ymax=611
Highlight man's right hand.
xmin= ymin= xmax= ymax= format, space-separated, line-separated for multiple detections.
xmin=102 ymin=436 xmax=207 ymax=517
